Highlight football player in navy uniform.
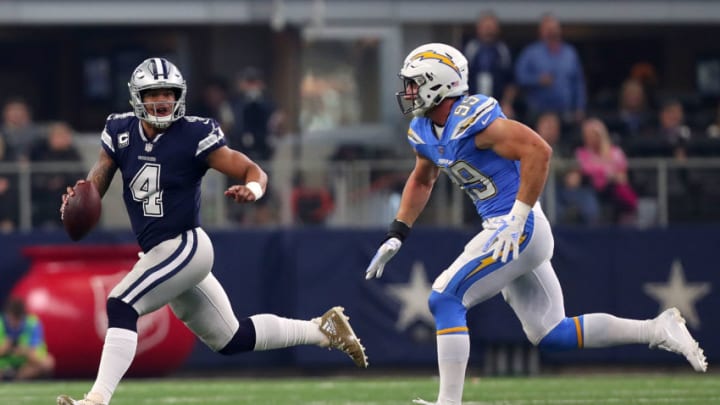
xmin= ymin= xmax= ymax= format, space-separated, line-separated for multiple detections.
xmin=365 ymin=43 xmax=706 ymax=405
xmin=57 ymin=58 xmax=367 ymax=405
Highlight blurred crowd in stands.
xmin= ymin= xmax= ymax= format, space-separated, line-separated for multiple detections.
xmin=0 ymin=99 xmax=84 ymax=231
xmin=461 ymin=11 xmax=720 ymax=227
xmin=194 ymin=67 xmax=286 ymax=226
xmin=1 ymin=11 xmax=719 ymax=231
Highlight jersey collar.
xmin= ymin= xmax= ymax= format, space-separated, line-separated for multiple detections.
xmin=138 ymin=120 xmax=166 ymax=144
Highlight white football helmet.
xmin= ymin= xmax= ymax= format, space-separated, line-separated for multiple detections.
xmin=396 ymin=43 xmax=469 ymax=117
xmin=128 ymin=57 xmax=187 ymax=129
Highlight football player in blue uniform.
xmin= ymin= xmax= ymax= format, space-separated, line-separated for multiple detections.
xmin=365 ymin=43 xmax=706 ymax=405
xmin=57 ymin=58 xmax=367 ymax=405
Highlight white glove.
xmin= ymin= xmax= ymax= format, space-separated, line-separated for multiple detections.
xmin=365 ymin=237 xmax=402 ymax=279
xmin=482 ymin=201 xmax=531 ymax=263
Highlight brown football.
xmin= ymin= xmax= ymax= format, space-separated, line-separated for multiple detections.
xmin=62 ymin=181 xmax=102 ymax=241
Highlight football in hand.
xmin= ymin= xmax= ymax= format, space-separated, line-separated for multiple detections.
xmin=62 ymin=181 xmax=102 ymax=241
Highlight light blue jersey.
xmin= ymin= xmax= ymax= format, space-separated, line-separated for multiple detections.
xmin=407 ymin=94 xmax=519 ymax=220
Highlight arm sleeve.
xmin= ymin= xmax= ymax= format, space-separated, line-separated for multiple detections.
xmin=406 ymin=127 xmax=434 ymax=164
xmin=194 ymin=118 xmax=227 ymax=161
xmin=448 ymin=97 xmax=502 ymax=141
xmin=100 ymin=115 xmax=118 ymax=164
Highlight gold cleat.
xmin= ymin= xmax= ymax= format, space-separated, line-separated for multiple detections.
xmin=56 ymin=393 xmax=106 ymax=405
xmin=315 ymin=306 xmax=369 ymax=368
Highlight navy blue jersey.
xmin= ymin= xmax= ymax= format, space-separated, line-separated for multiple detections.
xmin=101 ymin=113 xmax=226 ymax=251
xmin=407 ymin=95 xmax=519 ymax=220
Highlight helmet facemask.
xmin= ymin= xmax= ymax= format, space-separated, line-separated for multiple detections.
xmin=132 ymin=88 xmax=185 ymax=129
xmin=396 ymin=75 xmax=430 ymax=117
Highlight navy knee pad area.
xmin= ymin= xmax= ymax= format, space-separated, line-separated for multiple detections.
xmin=219 ymin=318 xmax=256 ymax=355
xmin=106 ymin=298 xmax=139 ymax=332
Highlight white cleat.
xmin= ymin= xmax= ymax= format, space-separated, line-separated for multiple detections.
xmin=57 ymin=392 xmax=106 ymax=405
xmin=650 ymin=307 xmax=708 ymax=372
xmin=313 ymin=306 xmax=369 ymax=368
xmin=412 ymin=398 xmax=436 ymax=404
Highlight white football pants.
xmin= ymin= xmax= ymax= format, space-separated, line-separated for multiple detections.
xmin=109 ymin=227 xmax=239 ymax=350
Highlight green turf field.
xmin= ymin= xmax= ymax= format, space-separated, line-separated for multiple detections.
xmin=1 ymin=374 xmax=718 ymax=404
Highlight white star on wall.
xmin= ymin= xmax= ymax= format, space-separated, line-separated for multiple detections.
xmin=643 ymin=259 xmax=711 ymax=329
xmin=385 ymin=261 xmax=435 ymax=331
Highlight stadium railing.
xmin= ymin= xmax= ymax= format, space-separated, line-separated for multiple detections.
xmin=0 ymin=157 xmax=718 ymax=231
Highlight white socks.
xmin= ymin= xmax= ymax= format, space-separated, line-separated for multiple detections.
xmin=250 ymin=314 xmax=326 ymax=350
xmin=89 ymin=327 xmax=138 ymax=404
xmin=582 ymin=313 xmax=653 ymax=348
xmin=436 ymin=334 xmax=470 ymax=405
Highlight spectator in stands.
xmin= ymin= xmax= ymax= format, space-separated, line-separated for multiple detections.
xmin=576 ymin=118 xmax=638 ymax=223
xmin=535 ymin=111 xmax=572 ymax=158
xmin=29 ymin=122 xmax=84 ymax=228
xmin=300 ymin=74 xmax=345 ymax=132
xmin=230 ymin=67 xmax=281 ymax=162
xmin=515 ymin=13 xmax=586 ymax=125
xmin=0 ymin=296 xmax=55 ymax=380
xmin=702 ymin=102 xmax=720 ymax=158
xmin=1 ymin=98 xmax=44 ymax=161
xmin=535 ymin=112 xmax=600 ymax=225
xmin=704 ymin=101 xmax=720 ymax=138
xmin=0 ymin=135 xmax=19 ymax=232
xmin=290 ymin=173 xmax=334 ymax=225
xmin=227 ymin=68 xmax=284 ymax=225
xmin=610 ymin=78 xmax=655 ymax=140
xmin=629 ymin=61 xmax=660 ymax=110
xmin=463 ymin=10 xmax=517 ymax=118
xmin=193 ymin=76 xmax=235 ymax=135
xmin=653 ymin=99 xmax=693 ymax=161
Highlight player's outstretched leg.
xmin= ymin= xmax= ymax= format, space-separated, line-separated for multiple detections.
xmin=56 ymin=393 xmax=105 ymax=405
xmin=539 ymin=308 xmax=708 ymax=372
xmin=649 ymin=307 xmax=707 ymax=372
xmin=313 ymin=306 xmax=369 ymax=368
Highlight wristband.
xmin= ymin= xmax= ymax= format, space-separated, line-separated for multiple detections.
xmin=510 ymin=200 xmax=532 ymax=219
xmin=386 ymin=219 xmax=411 ymax=242
xmin=246 ymin=181 xmax=264 ymax=200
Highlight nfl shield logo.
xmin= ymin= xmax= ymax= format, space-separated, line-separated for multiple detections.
xmin=437 ymin=146 xmax=445 ymax=154
xmin=145 ymin=143 xmax=153 ymax=153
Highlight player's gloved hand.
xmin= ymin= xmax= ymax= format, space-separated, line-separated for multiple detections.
xmin=365 ymin=219 xmax=411 ymax=280
xmin=365 ymin=237 xmax=402 ymax=279
xmin=482 ymin=201 xmax=531 ymax=263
